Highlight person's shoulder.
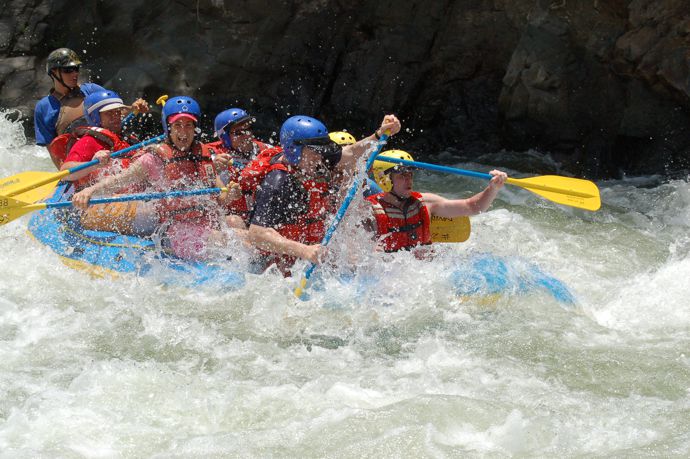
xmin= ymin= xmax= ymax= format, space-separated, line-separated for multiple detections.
xmin=204 ymin=140 xmax=224 ymax=150
xmin=73 ymin=133 xmax=105 ymax=147
xmin=35 ymin=94 xmax=57 ymax=112
xmin=253 ymin=140 xmax=273 ymax=151
xmin=418 ymin=191 xmax=440 ymax=200
xmin=364 ymin=192 xmax=384 ymax=204
xmin=64 ymin=135 xmax=102 ymax=162
xmin=66 ymin=134 xmax=104 ymax=156
xmin=418 ymin=192 xmax=445 ymax=209
xmin=262 ymin=168 xmax=291 ymax=189
xmin=80 ymin=83 xmax=106 ymax=95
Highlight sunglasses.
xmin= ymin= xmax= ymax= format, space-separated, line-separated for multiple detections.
xmin=60 ymin=66 xmax=80 ymax=74
xmin=293 ymin=136 xmax=333 ymax=147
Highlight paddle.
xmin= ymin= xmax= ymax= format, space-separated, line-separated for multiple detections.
xmin=294 ymin=133 xmax=390 ymax=298
xmin=0 ymin=134 xmax=165 ymax=202
xmin=0 ymin=187 xmax=227 ymax=226
xmin=377 ymin=157 xmax=601 ymax=211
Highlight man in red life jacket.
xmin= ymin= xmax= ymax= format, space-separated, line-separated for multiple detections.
xmin=366 ymin=150 xmax=507 ymax=254
xmin=59 ymin=90 xmax=154 ymax=234
xmin=72 ymin=96 xmax=241 ymax=261
xmin=204 ymin=108 xmax=271 ymax=228
xmin=244 ymin=114 xmax=401 ymax=275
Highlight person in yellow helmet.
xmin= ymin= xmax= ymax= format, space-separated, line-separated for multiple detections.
xmin=365 ymin=150 xmax=507 ymax=253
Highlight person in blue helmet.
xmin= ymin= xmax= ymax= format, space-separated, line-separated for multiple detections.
xmin=72 ymin=96 xmax=241 ymax=260
xmin=204 ymin=108 xmax=271 ymax=228
xmin=34 ymin=48 xmax=148 ymax=167
xmin=241 ymin=113 xmax=401 ymax=275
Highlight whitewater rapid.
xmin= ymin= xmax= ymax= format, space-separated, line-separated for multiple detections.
xmin=0 ymin=113 xmax=688 ymax=457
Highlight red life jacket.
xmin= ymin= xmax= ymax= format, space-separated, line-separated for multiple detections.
xmin=48 ymin=126 xmax=131 ymax=170
xmin=365 ymin=191 xmax=432 ymax=253
xmin=239 ymin=145 xmax=284 ymax=193
xmin=152 ymin=142 xmax=219 ymax=225
xmin=205 ymin=139 xmax=271 ymax=219
xmin=242 ymin=146 xmax=333 ymax=273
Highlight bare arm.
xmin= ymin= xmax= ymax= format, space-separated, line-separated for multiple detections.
xmin=91 ymin=159 xmax=148 ymax=195
xmin=71 ymin=157 xmax=150 ymax=210
xmin=248 ymin=224 xmax=324 ymax=264
xmin=334 ymin=114 xmax=402 ymax=176
xmin=424 ymin=170 xmax=507 ymax=217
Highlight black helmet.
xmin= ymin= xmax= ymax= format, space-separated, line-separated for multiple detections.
xmin=45 ymin=48 xmax=82 ymax=75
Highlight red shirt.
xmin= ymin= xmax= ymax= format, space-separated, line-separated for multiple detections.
xmin=64 ymin=135 xmax=110 ymax=163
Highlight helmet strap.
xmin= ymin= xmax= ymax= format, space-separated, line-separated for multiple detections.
xmin=50 ymin=71 xmax=76 ymax=95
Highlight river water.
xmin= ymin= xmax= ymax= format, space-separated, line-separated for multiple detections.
xmin=0 ymin=113 xmax=688 ymax=457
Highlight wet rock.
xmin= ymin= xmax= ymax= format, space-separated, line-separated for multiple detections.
xmin=0 ymin=0 xmax=688 ymax=178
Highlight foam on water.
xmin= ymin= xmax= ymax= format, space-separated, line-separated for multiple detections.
xmin=1 ymin=114 xmax=689 ymax=456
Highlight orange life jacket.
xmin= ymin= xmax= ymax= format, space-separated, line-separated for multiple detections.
xmin=48 ymin=126 xmax=131 ymax=170
xmin=152 ymin=142 xmax=219 ymax=225
xmin=366 ymin=191 xmax=432 ymax=253
xmin=205 ymin=139 xmax=271 ymax=219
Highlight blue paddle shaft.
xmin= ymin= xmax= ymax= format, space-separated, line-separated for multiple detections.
xmin=302 ymin=134 xmax=390 ymax=282
xmin=67 ymin=134 xmax=165 ymax=176
xmin=377 ymin=157 xmax=493 ymax=181
xmin=47 ymin=187 xmax=223 ymax=210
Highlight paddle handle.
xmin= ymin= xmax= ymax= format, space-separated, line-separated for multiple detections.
xmin=376 ymin=157 xmax=493 ymax=180
xmin=67 ymin=134 xmax=165 ymax=176
xmin=46 ymin=187 xmax=226 ymax=210
xmin=295 ymin=133 xmax=389 ymax=297
xmin=121 ymin=112 xmax=136 ymax=126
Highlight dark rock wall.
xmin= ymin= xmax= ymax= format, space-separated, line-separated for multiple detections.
xmin=0 ymin=0 xmax=688 ymax=178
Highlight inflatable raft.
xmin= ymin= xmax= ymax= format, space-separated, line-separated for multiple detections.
xmin=26 ymin=183 xmax=574 ymax=304
xmin=27 ymin=182 xmax=245 ymax=288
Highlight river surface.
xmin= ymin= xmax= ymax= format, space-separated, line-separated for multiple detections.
xmin=0 ymin=113 xmax=689 ymax=457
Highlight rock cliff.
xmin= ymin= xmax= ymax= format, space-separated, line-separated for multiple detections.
xmin=1 ymin=0 xmax=688 ymax=178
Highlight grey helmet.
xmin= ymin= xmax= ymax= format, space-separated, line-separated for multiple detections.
xmin=45 ymin=48 xmax=82 ymax=75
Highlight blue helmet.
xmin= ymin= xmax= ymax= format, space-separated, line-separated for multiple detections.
xmin=162 ymin=96 xmax=201 ymax=135
xmin=279 ymin=115 xmax=329 ymax=164
xmin=83 ymin=90 xmax=127 ymax=127
xmin=214 ymin=108 xmax=252 ymax=148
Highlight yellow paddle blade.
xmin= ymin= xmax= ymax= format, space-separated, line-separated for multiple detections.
xmin=294 ymin=277 xmax=308 ymax=298
xmin=430 ymin=215 xmax=471 ymax=243
xmin=0 ymin=170 xmax=68 ymax=199
xmin=0 ymin=195 xmax=47 ymax=226
xmin=506 ymin=175 xmax=601 ymax=211
xmin=12 ymin=181 xmax=57 ymax=203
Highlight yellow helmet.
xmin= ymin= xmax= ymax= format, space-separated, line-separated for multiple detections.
xmin=329 ymin=131 xmax=356 ymax=145
xmin=371 ymin=150 xmax=415 ymax=192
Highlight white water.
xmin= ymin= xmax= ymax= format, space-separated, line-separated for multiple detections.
xmin=1 ymin=113 xmax=689 ymax=457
